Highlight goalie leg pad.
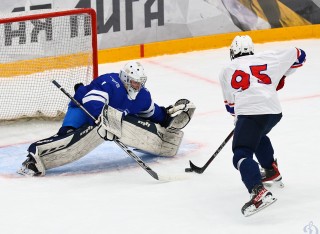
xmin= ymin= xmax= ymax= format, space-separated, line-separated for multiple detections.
xmin=119 ymin=115 xmax=184 ymax=157
xmin=30 ymin=146 xmax=46 ymax=176
xmin=27 ymin=124 xmax=104 ymax=173
xmin=158 ymin=129 xmax=184 ymax=157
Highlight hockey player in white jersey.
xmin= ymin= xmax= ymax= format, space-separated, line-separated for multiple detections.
xmin=18 ymin=61 xmax=195 ymax=177
xmin=219 ymin=35 xmax=306 ymax=216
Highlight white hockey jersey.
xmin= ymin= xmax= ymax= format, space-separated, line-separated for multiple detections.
xmin=219 ymin=47 xmax=305 ymax=116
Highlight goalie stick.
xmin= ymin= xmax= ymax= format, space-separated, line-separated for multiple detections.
xmin=185 ymin=129 xmax=234 ymax=174
xmin=51 ymin=79 xmax=165 ymax=181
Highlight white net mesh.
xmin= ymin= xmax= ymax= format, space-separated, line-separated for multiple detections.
xmin=0 ymin=9 xmax=97 ymax=121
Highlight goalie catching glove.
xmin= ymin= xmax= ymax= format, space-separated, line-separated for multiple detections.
xmin=97 ymin=103 xmax=123 ymax=141
xmin=163 ymin=99 xmax=196 ymax=130
xmin=98 ymin=99 xmax=196 ymax=140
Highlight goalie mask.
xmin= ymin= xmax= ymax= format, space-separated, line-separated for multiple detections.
xmin=120 ymin=61 xmax=147 ymax=100
xmin=230 ymin=35 xmax=254 ymax=60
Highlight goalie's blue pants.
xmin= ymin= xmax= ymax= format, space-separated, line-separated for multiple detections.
xmin=62 ymin=105 xmax=92 ymax=129
xmin=232 ymin=114 xmax=282 ymax=193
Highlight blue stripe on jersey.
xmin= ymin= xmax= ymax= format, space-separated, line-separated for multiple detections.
xmin=83 ymin=90 xmax=109 ymax=105
xmin=138 ymin=100 xmax=155 ymax=118
xmin=225 ymin=105 xmax=235 ymax=115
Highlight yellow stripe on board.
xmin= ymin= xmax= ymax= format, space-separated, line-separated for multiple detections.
xmin=0 ymin=52 xmax=92 ymax=78
xmin=1 ymin=25 xmax=318 ymax=72
xmin=98 ymin=24 xmax=320 ymax=64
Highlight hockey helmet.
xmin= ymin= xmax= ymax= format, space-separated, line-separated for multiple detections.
xmin=230 ymin=35 xmax=254 ymax=60
xmin=119 ymin=61 xmax=147 ymax=100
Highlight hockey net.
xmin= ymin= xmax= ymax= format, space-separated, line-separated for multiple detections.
xmin=0 ymin=8 xmax=98 ymax=122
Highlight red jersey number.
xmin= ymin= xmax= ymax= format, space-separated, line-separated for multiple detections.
xmin=231 ymin=64 xmax=272 ymax=91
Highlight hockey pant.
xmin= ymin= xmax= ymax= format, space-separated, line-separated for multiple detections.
xmin=232 ymin=114 xmax=282 ymax=193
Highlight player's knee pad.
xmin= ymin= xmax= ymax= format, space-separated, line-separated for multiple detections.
xmin=233 ymin=147 xmax=254 ymax=170
xmin=119 ymin=115 xmax=184 ymax=157
xmin=29 ymin=124 xmax=104 ymax=173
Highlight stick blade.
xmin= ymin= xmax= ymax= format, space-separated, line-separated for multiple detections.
xmin=186 ymin=160 xmax=204 ymax=174
xmin=148 ymin=170 xmax=160 ymax=180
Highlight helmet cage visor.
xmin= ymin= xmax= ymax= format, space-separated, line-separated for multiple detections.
xmin=120 ymin=69 xmax=147 ymax=99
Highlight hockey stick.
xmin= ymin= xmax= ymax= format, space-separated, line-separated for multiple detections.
xmin=51 ymin=80 xmax=163 ymax=181
xmin=185 ymin=129 xmax=234 ymax=174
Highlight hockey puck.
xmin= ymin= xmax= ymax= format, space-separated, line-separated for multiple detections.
xmin=185 ymin=168 xmax=193 ymax=173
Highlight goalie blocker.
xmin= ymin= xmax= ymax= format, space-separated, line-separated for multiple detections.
xmin=18 ymin=99 xmax=195 ymax=176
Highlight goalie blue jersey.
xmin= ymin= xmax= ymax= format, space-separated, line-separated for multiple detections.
xmin=64 ymin=73 xmax=167 ymax=128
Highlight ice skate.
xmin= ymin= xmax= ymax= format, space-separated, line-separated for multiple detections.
xmin=241 ymin=184 xmax=277 ymax=217
xmin=17 ymin=155 xmax=41 ymax=177
xmin=261 ymin=160 xmax=284 ymax=188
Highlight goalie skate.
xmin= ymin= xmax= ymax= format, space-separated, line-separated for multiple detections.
xmin=242 ymin=184 xmax=277 ymax=217
xmin=17 ymin=155 xmax=42 ymax=177
xmin=17 ymin=165 xmax=38 ymax=177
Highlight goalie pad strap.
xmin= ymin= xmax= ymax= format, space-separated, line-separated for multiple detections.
xmin=101 ymin=104 xmax=122 ymax=138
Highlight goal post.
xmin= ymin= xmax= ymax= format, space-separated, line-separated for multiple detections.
xmin=0 ymin=8 xmax=98 ymax=121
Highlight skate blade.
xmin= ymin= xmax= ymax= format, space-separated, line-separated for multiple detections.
xmin=243 ymin=196 xmax=277 ymax=217
xmin=263 ymin=180 xmax=284 ymax=188
xmin=16 ymin=168 xmax=36 ymax=177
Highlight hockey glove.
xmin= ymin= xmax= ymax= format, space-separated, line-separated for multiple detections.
xmin=74 ymin=83 xmax=84 ymax=92
xmin=163 ymin=99 xmax=196 ymax=130
xmin=166 ymin=100 xmax=196 ymax=117
xmin=161 ymin=107 xmax=174 ymax=128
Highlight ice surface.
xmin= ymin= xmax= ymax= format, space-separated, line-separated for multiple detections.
xmin=0 ymin=39 xmax=319 ymax=234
